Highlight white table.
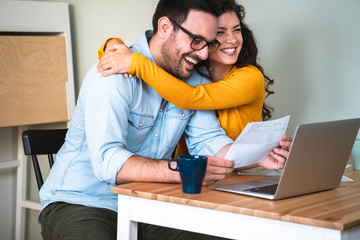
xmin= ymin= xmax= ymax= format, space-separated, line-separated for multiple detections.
xmin=112 ymin=165 xmax=360 ymax=240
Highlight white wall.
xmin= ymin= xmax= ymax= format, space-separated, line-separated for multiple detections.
xmin=17 ymin=0 xmax=360 ymax=135
xmin=20 ymin=0 xmax=360 ymax=135
xmin=241 ymin=0 xmax=360 ymax=135
xmin=68 ymin=0 xmax=158 ymax=90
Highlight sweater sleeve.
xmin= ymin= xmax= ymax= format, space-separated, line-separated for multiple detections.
xmin=129 ymin=52 xmax=264 ymax=110
xmin=97 ymin=37 xmax=124 ymax=60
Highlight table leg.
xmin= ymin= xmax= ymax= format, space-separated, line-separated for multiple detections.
xmin=117 ymin=194 xmax=138 ymax=240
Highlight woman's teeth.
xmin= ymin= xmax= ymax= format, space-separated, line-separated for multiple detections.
xmin=222 ymin=48 xmax=236 ymax=53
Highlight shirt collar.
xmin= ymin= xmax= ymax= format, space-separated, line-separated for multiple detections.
xmin=130 ymin=30 xmax=155 ymax=64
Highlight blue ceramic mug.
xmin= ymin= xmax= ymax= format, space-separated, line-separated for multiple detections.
xmin=168 ymin=155 xmax=208 ymax=194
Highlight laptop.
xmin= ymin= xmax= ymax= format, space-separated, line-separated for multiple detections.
xmin=211 ymin=118 xmax=360 ymax=200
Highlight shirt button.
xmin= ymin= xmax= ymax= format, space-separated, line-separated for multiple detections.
xmin=155 ymin=133 xmax=159 ymax=137
xmin=160 ymin=108 xmax=163 ymax=112
xmin=182 ymin=113 xmax=185 ymax=117
xmin=150 ymin=156 xmax=154 ymax=159
xmin=139 ymin=123 xmax=143 ymax=127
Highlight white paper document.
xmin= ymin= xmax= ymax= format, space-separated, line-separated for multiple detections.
xmin=225 ymin=115 xmax=290 ymax=168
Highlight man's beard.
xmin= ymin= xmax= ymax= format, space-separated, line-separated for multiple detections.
xmin=160 ymin=33 xmax=192 ymax=79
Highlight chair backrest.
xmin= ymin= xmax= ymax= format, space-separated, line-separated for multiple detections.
xmin=22 ymin=129 xmax=68 ymax=190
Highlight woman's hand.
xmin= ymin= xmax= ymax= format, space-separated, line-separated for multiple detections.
xmin=259 ymin=134 xmax=292 ymax=170
xmin=97 ymin=39 xmax=133 ymax=77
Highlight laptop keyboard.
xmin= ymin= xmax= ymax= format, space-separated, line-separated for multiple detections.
xmin=244 ymin=184 xmax=278 ymax=194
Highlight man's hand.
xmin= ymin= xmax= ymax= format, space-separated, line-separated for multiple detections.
xmin=97 ymin=39 xmax=133 ymax=77
xmin=258 ymin=134 xmax=292 ymax=170
xmin=202 ymin=156 xmax=234 ymax=186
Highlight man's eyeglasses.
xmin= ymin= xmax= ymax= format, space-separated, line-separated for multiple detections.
xmin=169 ymin=18 xmax=220 ymax=53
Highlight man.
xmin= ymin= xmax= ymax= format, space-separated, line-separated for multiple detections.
xmin=40 ymin=0 xmax=291 ymax=239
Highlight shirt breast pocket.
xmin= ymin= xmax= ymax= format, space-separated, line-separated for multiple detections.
xmin=164 ymin=105 xmax=194 ymax=148
xmin=128 ymin=112 xmax=155 ymax=151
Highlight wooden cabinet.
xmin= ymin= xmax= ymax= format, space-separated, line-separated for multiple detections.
xmin=0 ymin=35 xmax=70 ymax=127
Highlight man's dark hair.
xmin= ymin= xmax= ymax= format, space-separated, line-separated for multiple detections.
xmin=152 ymin=0 xmax=220 ymax=34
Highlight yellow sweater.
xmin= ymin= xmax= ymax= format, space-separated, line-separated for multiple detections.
xmin=129 ymin=53 xmax=265 ymax=141
xmin=98 ymin=39 xmax=265 ymax=155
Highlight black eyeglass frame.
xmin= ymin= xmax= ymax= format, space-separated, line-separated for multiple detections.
xmin=168 ymin=18 xmax=220 ymax=53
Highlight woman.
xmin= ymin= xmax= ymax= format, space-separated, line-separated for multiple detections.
xmin=97 ymin=0 xmax=274 ymax=156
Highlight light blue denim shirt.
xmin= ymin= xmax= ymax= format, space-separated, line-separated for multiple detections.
xmin=39 ymin=31 xmax=233 ymax=214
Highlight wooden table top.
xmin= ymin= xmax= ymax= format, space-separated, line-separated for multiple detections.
xmin=111 ymin=159 xmax=360 ymax=231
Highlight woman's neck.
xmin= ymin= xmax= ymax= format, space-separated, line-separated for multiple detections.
xmin=208 ymin=63 xmax=233 ymax=82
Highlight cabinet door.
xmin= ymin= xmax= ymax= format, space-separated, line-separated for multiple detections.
xmin=0 ymin=35 xmax=69 ymax=127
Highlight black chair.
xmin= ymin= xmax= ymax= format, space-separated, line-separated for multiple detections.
xmin=22 ymin=129 xmax=68 ymax=190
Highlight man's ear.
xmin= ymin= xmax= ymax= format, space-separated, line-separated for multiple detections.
xmin=157 ymin=17 xmax=173 ymax=39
